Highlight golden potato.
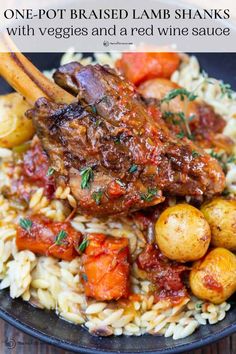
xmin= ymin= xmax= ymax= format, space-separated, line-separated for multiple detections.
xmin=155 ymin=204 xmax=211 ymax=262
xmin=190 ymin=248 xmax=236 ymax=304
xmin=0 ymin=92 xmax=35 ymax=148
xmin=201 ymin=198 xmax=236 ymax=251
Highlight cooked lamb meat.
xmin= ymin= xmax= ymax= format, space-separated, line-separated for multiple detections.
xmin=26 ymin=63 xmax=225 ymax=216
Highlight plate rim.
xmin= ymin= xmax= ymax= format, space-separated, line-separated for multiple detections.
xmin=0 ymin=304 xmax=235 ymax=354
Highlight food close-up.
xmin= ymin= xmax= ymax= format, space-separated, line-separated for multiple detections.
xmin=0 ymin=42 xmax=236 ymax=343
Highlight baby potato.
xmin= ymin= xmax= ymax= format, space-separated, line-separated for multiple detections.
xmin=155 ymin=204 xmax=211 ymax=262
xmin=0 ymin=92 xmax=35 ymax=148
xmin=201 ymin=198 xmax=236 ymax=251
xmin=190 ymin=248 xmax=236 ymax=304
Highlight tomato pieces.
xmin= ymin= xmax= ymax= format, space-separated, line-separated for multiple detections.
xmin=138 ymin=245 xmax=188 ymax=303
xmin=107 ymin=180 xmax=126 ymax=198
xmin=16 ymin=215 xmax=81 ymax=261
xmin=22 ymin=142 xmax=55 ymax=198
xmin=116 ymin=52 xmax=180 ymax=85
xmin=82 ymin=233 xmax=130 ymax=301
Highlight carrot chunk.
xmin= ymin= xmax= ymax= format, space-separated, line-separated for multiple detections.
xmin=116 ymin=52 xmax=180 ymax=85
xmin=16 ymin=215 xmax=81 ymax=261
xmin=82 ymin=233 xmax=130 ymax=301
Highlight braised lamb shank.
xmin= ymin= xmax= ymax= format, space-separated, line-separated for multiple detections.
xmin=25 ymin=63 xmax=225 ymax=216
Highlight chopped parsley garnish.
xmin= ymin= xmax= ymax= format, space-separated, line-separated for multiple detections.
xmin=19 ymin=218 xmax=32 ymax=232
xmin=114 ymin=136 xmax=121 ymax=144
xmin=92 ymin=190 xmax=103 ymax=205
xmin=219 ymin=82 xmax=233 ymax=99
xmin=129 ymin=164 xmax=138 ymax=173
xmin=46 ymin=167 xmax=55 ymax=177
xmin=81 ymin=273 xmax=88 ymax=282
xmin=141 ymin=188 xmax=158 ymax=202
xmin=80 ymin=167 xmax=94 ymax=189
xmin=55 ymin=230 xmax=67 ymax=245
xmin=176 ymin=132 xmax=185 ymax=139
xmin=161 ymin=88 xmax=198 ymax=103
xmin=192 ymin=150 xmax=200 ymax=158
xmin=78 ymin=237 xmax=89 ymax=253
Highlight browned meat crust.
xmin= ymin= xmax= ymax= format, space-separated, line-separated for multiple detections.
xmin=26 ymin=63 xmax=225 ymax=216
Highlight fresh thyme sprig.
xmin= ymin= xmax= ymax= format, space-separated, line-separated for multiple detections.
xmin=192 ymin=150 xmax=201 ymax=158
xmin=209 ymin=151 xmax=236 ymax=172
xmin=141 ymin=188 xmax=158 ymax=202
xmin=19 ymin=218 xmax=32 ymax=232
xmin=129 ymin=164 xmax=138 ymax=173
xmin=46 ymin=167 xmax=55 ymax=177
xmin=161 ymin=88 xmax=198 ymax=104
xmin=80 ymin=167 xmax=94 ymax=189
xmin=176 ymin=112 xmax=193 ymax=140
xmin=92 ymin=190 xmax=103 ymax=205
xmin=55 ymin=230 xmax=67 ymax=245
xmin=78 ymin=237 xmax=89 ymax=253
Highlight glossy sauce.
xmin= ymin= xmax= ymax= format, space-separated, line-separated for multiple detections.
xmin=22 ymin=142 xmax=55 ymax=198
xmin=16 ymin=214 xmax=81 ymax=261
xmin=138 ymin=244 xmax=188 ymax=303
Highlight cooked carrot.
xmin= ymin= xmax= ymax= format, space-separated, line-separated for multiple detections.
xmin=82 ymin=233 xmax=130 ymax=301
xmin=16 ymin=215 xmax=81 ymax=261
xmin=116 ymin=52 xmax=180 ymax=85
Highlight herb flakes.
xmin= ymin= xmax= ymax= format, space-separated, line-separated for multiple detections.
xmin=80 ymin=167 xmax=94 ymax=189
xmin=55 ymin=230 xmax=67 ymax=245
xmin=129 ymin=164 xmax=138 ymax=173
xmin=78 ymin=237 xmax=89 ymax=253
xmin=192 ymin=150 xmax=201 ymax=158
xmin=92 ymin=190 xmax=103 ymax=205
xmin=19 ymin=218 xmax=32 ymax=232
xmin=46 ymin=167 xmax=55 ymax=177
xmin=176 ymin=112 xmax=193 ymax=140
xmin=141 ymin=187 xmax=158 ymax=202
xmin=161 ymin=88 xmax=198 ymax=104
xmin=176 ymin=132 xmax=185 ymax=139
